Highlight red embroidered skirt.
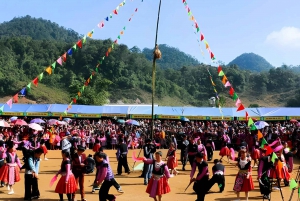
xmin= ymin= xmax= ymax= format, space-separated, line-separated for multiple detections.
xmin=41 ymin=145 xmax=48 ymax=154
xmin=219 ymin=147 xmax=230 ymax=157
xmin=167 ymin=157 xmax=178 ymax=169
xmin=233 ymin=173 xmax=254 ymax=192
xmin=146 ymin=176 xmax=170 ymax=197
xmin=55 ymin=174 xmax=77 ymax=194
xmin=93 ymin=144 xmax=101 ymax=152
xmin=0 ymin=164 xmax=20 ymax=185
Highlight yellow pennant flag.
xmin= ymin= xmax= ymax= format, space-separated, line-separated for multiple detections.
xmin=108 ymin=47 xmax=112 ymax=53
xmin=211 ymin=80 xmax=216 ymax=86
xmin=68 ymin=105 xmax=72 ymax=109
xmin=78 ymin=92 xmax=81 ymax=97
xmin=45 ymin=66 xmax=52 ymax=75
xmin=119 ymin=3 xmax=123 ymax=6
xmin=87 ymin=32 xmax=93 ymax=38
xmin=190 ymin=16 xmax=195 ymax=21
xmin=222 ymin=75 xmax=227 ymax=84
xmin=257 ymin=130 xmax=263 ymax=140
xmin=59 ymin=115 xmax=62 ymax=120
xmin=120 ymin=31 xmax=124 ymax=35
xmin=205 ymin=43 xmax=209 ymax=49
xmin=87 ymin=78 xmax=90 ymax=83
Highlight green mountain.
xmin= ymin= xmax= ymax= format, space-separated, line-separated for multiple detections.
xmin=142 ymin=44 xmax=200 ymax=69
xmin=0 ymin=15 xmax=80 ymax=43
xmin=0 ymin=16 xmax=300 ymax=107
xmin=228 ymin=53 xmax=274 ymax=72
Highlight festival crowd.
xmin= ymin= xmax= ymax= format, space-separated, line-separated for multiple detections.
xmin=0 ymin=117 xmax=298 ymax=201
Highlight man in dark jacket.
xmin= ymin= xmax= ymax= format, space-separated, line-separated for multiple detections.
xmin=143 ymin=138 xmax=156 ymax=185
xmin=207 ymin=159 xmax=225 ymax=193
xmin=116 ymin=140 xmax=130 ymax=175
xmin=180 ymin=135 xmax=189 ymax=171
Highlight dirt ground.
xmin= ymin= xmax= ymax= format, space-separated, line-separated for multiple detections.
xmin=0 ymin=149 xmax=298 ymax=201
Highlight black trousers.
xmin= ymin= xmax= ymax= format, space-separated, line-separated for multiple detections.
xmin=207 ymin=174 xmax=225 ymax=192
xmin=206 ymin=146 xmax=213 ymax=161
xmin=181 ymin=152 xmax=188 ymax=168
xmin=193 ymin=177 xmax=209 ymax=201
xmin=93 ymin=172 xmax=120 ymax=190
xmin=259 ymin=175 xmax=271 ymax=196
xmin=99 ymin=180 xmax=115 ymax=201
xmin=117 ymin=154 xmax=130 ymax=174
xmin=24 ymin=174 xmax=40 ymax=199
xmin=188 ymin=155 xmax=195 ymax=169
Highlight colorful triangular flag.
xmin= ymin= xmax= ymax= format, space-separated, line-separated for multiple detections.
xmin=32 ymin=77 xmax=38 ymax=87
xmin=237 ymin=104 xmax=245 ymax=112
xmin=6 ymin=99 xmax=12 ymax=109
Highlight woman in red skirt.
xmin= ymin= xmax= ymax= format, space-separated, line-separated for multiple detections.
xmin=232 ymin=146 xmax=254 ymax=201
xmin=55 ymin=151 xmax=77 ymax=201
xmin=219 ymin=142 xmax=231 ymax=163
xmin=143 ymin=151 xmax=171 ymax=201
xmin=93 ymin=138 xmax=101 ymax=153
xmin=0 ymin=141 xmax=22 ymax=194
xmin=251 ymin=145 xmax=260 ymax=168
xmin=166 ymin=143 xmax=178 ymax=176
xmin=40 ymin=139 xmax=48 ymax=161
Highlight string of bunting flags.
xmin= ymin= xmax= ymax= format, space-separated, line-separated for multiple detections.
xmin=0 ymin=0 xmax=130 ymax=113
xmin=181 ymin=0 xmax=255 ymax=128
xmin=187 ymin=14 xmax=224 ymax=119
xmin=61 ymin=3 xmax=143 ymax=118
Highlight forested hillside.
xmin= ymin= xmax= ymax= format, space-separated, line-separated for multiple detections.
xmin=0 ymin=16 xmax=300 ymax=107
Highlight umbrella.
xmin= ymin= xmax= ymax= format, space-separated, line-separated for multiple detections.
xmin=125 ymin=119 xmax=140 ymax=126
xmin=10 ymin=116 xmax=18 ymax=121
xmin=47 ymin=119 xmax=59 ymax=125
xmin=290 ymin=119 xmax=298 ymax=123
xmin=180 ymin=117 xmax=190 ymax=122
xmin=63 ymin=118 xmax=72 ymax=123
xmin=0 ymin=120 xmax=10 ymax=127
xmin=117 ymin=119 xmax=125 ymax=124
xmin=29 ymin=123 xmax=43 ymax=131
xmin=14 ymin=119 xmax=28 ymax=126
xmin=30 ymin=118 xmax=45 ymax=124
xmin=254 ymin=121 xmax=269 ymax=129
xmin=58 ymin=121 xmax=67 ymax=125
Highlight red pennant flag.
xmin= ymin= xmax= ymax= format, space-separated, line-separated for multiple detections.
xmin=229 ymin=87 xmax=234 ymax=96
xmin=200 ymin=33 xmax=204 ymax=41
xmin=113 ymin=10 xmax=118 ymax=15
xmin=77 ymin=40 xmax=82 ymax=48
xmin=210 ymin=52 xmax=214 ymax=59
xmin=245 ymin=111 xmax=249 ymax=121
xmin=106 ymin=51 xmax=109 ymax=57
xmin=188 ymin=8 xmax=190 ymax=12
xmin=237 ymin=104 xmax=245 ymax=112
xmin=264 ymin=145 xmax=273 ymax=156
xmin=32 ymin=77 xmax=38 ymax=87
xmin=92 ymin=72 xmax=95 ymax=76
xmin=84 ymin=82 xmax=88 ymax=86
xmin=217 ymin=65 xmax=222 ymax=73
xmin=195 ymin=22 xmax=199 ymax=29
xmin=62 ymin=53 xmax=67 ymax=62
xmin=114 ymin=40 xmax=118 ymax=44
xmin=135 ymin=8 xmax=138 ymax=12
xmin=129 ymin=18 xmax=131 ymax=21
xmin=183 ymin=0 xmax=186 ymax=2
xmin=73 ymin=98 xmax=76 ymax=104
xmin=13 ymin=94 xmax=18 ymax=103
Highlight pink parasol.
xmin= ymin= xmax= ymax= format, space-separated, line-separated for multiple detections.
xmin=13 ymin=119 xmax=28 ymax=126
xmin=0 ymin=120 xmax=10 ymax=127
xmin=47 ymin=119 xmax=59 ymax=125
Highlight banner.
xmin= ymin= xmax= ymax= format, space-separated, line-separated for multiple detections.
xmin=1 ymin=112 xmax=24 ymax=116
xmin=184 ymin=116 xmax=207 ymax=120
xmin=77 ymin=114 xmax=101 ymax=118
xmin=157 ymin=115 xmax=180 ymax=119
xmin=262 ymin=117 xmax=286 ymax=121
xmin=0 ymin=0 xmax=130 ymax=113
xmin=130 ymin=115 xmax=152 ymax=119
xmin=51 ymin=113 xmax=75 ymax=118
xmin=62 ymin=3 xmax=143 ymax=117
xmin=237 ymin=117 xmax=261 ymax=121
xmin=26 ymin=112 xmax=49 ymax=117
xmin=209 ymin=117 xmax=233 ymax=121
xmin=287 ymin=116 xmax=300 ymax=120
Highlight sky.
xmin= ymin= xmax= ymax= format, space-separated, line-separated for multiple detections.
xmin=1 ymin=0 xmax=300 ymax=67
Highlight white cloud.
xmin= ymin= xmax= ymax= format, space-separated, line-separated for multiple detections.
xmin=265 ymin=27 xmax=300 ymax=48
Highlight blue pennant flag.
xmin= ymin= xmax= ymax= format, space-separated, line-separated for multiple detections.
xmin=105 ymin=17 xmax=109 ymax=21
xmin=67 ymin=48 xmax=73 ymax=56
xmin=20 ymin=88 xmax=26 ymax=96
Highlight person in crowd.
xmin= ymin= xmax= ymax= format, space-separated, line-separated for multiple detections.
xmin=61 ymin=134 xmax=72 ymax=154
xmin=24 ymin=148 xmax=43 ymax=201
xmin=39 ymin=139 xmax=48 ymax=161
xmin=94 ymin=152 xmax=116 ymax=201
xmin=196 ymin=139 xmax=207 ymax=161
xmin=190 ymin=152 xmax=209 ymax=201
xmin=166 ymin=143 xmax=178 ymax=176
xmin=143 ymin=151 xmax=171 ymax=201
xmin=93 ymin=138 xmax=101 ymax=153
xmin=0 ymin=141 xmax=22 ymax=195
xmin=170 ymin=134 xmax=177 ymax=150
xmin=283 ymin=142 xmax=296 ymax=173
xmin=251 ymin=145 xmax=260 ymax=168
xmin=0 ymin=140 xmax=6 ymax=187
xmin=257 ymin=148 xmax=273 ymax=199
xmin=207 ymin=159 xmax=225 ymax=193
xmin=143 ymin=138 xmax=156 ymax=185
xmin=219 ymin=142 xmax=230 ymax=163
xmin=180 ymin=135 xmax=189 ymax=171
xmin=232 ymin=146 xmax=254 ymax=201
xmin=116 ymin=140 xmax=130 ymax=175
xmin=205 ymin=137 xmax=215 ymax=161
xmin=187 ymin=137 xmax=198 ymax=169
xmin=72 ymin=145 xmax=87 ymax=201
xmin=55 ymin=150 xmax=77 ymax=201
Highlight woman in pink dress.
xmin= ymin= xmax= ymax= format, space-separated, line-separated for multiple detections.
xmin=0 ymin=141 xmax=22 ymax=194
xmin=166 ymin=143 xmax=178 ymax=176
xmin=143 ymin=151 xmax=171 ymax=201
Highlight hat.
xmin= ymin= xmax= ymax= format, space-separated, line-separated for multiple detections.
xmin=239 ymin=146 xmax=246 ymax=152
xmin=195 ymin=152 xmax=204 ymax=158
xmin=214 ymin=159 xmax=220 ymax=164
xmin=77 ymin=145 xmax=86 ymax=152
xmin=145 ymin=138 xmax=151 ymax=143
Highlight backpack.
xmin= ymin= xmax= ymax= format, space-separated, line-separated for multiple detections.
xmin=84 ymin=154 xmax=95 ymax=174
xmin=21 ymin=148 xmax=34 ymax=170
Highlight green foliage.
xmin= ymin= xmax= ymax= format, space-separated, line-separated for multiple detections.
xmin=228 ymin=53 xmax=274 ymax=72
